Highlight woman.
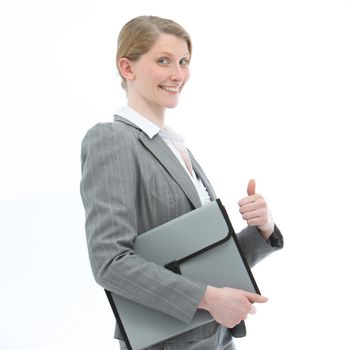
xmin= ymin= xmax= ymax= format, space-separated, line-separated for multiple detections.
xmin=80 ymin=15 xmax=283 ymax=350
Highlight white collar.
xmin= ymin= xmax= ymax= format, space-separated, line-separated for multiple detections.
xmin=114 ymin=106 xmax=160 ymax=139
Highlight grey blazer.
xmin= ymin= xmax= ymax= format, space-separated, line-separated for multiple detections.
xmin=80 ymin=116 xmax=283 ymax=349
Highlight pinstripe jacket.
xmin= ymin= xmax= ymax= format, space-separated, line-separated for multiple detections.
xmin=80 ymin=115 xmax=283 ymax=349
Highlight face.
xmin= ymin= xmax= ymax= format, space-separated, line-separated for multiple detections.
xmin=127 ymin=34 xmax=190 ymax=113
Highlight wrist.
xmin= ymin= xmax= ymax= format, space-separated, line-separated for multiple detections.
xmin=257 ymin=210 xmax=274 ymax=239
xmin=258 ymin=225 xmax=274 ymax=240
xmin=198 ymin=285 xmax=215 ymax=311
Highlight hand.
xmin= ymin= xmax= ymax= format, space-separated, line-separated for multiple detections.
xmin=238 ymin=179 xmax=274 ymax=239
xmin=198 ymin=286 xmax=268 ymax=328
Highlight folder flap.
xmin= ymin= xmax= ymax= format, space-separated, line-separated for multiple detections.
xmin=135 ymin=199 xmax=232 ymax=266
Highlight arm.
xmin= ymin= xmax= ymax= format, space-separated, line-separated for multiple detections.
xmin=80 ymin=123 xmax=206 ymax=324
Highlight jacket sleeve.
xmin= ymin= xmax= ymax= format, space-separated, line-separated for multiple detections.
xmin=237 ymin=224 xmax=284 ymax=268
xmin=80 ymin=123 xmax=206 ymax=324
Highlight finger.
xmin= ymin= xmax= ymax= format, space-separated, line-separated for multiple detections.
xmin=238 ymin=196 xmax=257 ymax=207
xmin=238 ymin=193 xmax=263 ymax=207
xmin=239 ymin=202 xmax=262 ymax=214
xmin=241 ymin=290 xmax=268 ymax=303
xmin=247 ymin=179 xmax=256 ymax=196
xmin=242 ymin=206 xmax=267 ymax=221
xmin=242 ymin=211 xmax=261 ymax=221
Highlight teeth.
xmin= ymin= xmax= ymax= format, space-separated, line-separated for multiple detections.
xmin=160 ymin=86 xmax=179 ymax=92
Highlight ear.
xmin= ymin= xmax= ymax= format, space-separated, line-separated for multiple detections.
xmin=118 ymin=57 xmax=135 ymax=80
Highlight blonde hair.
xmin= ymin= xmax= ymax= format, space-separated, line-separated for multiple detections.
xmin=116 ymin=16 xmax=192 ymax=91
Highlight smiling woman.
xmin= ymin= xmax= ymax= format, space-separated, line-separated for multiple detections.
xmin=80 ymin=15 xmax=283 ymax=350
xmin=116 ymin=17 xmax=191 ymax=126
xmin=118 ymin=33 xmax=190 ymax=120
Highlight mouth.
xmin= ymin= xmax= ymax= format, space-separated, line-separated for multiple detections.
xmin=159 ymin=85 xmax=181 ymax=94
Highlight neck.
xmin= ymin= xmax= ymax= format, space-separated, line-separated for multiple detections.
xmin=127 ymin=99 xmax=165 ymax=129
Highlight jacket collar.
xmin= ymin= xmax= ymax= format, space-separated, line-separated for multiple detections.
xmin=114 ymin=106 xmax=160 ymax=138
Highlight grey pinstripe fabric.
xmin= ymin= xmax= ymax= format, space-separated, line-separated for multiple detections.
xmin=80 ymin=116 xmax=281 ymax=349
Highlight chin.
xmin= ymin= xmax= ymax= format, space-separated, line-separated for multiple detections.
xmin=163 ymin=99 xmax=180 ymax=109
xmin=165 ymin=103 xmax=179 ymax=109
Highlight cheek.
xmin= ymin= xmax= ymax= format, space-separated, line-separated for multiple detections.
xmin=144 ymin=66 xmax=163 ymax=81
xmin=135 ymin=64 xmax=159 ymax=84
xmin=184 ymin=69 xmax=190 ymax=83
xmin=154 ymin=69 xmax=169 ymax=84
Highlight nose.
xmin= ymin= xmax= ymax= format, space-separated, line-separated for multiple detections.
xmin=169 ymin=63 xmax=185 ymax=83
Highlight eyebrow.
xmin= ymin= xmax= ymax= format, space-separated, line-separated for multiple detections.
xmin=156 ymin=51 xmax=190 ymax=57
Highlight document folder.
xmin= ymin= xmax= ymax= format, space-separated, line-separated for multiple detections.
xmin=105 ymin=199 xmax=260 ymax=350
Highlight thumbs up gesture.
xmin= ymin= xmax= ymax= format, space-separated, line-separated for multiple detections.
xmin=238 ymin=179 xmax=274 ymax=239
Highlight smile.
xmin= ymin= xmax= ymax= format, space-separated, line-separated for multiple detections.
xmin=159 ymin=85 xmax=180 ymax=93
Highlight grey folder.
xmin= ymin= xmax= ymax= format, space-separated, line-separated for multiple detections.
xmin=105 ymin=199 xmax=260 ymax=350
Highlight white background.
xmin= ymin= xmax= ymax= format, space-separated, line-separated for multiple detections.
xmin=1 ymin=0 xmax=349 ymax=349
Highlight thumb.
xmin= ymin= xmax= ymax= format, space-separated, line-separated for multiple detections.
xmin=247 ymin=179 xmax=256 ymax=196
xmin=241 ymin=290 xmax=268 ymax=304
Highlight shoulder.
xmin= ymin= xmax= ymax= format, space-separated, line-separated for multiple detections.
xmin=82 ymin=120 xmax=140 ymax=150
xmin=80 ymin=121 xmax=142 ymax=171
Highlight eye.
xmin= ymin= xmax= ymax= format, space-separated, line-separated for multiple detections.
xmin=179 ymin=58 xmax=189 ymax=66
xmin=158 ymin=57 xmax=170 ymax=65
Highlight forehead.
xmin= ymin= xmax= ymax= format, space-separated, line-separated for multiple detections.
xmin=148 ymin=33 xmax=189 ymax=57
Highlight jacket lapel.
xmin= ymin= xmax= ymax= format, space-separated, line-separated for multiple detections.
xmin=138 ymin=132 xmax=202 ymax=209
